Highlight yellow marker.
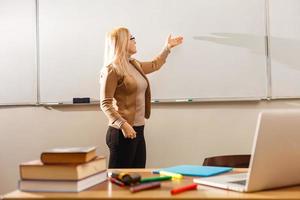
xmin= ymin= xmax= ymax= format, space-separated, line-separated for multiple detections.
xmin=159 ymin=171 xmax=183 ymax=180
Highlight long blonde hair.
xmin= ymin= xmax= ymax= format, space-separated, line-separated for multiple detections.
xmin=103 ymin=27 xmax=130 ymax=76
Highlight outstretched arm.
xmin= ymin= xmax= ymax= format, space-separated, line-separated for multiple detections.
xmin=138 ymin=35 xmax=183 ymax=74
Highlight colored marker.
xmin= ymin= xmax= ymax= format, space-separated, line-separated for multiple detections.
xmin=130 ymin=182 xmax=161 ymax=193
xmin=175 ymin=99 xmax=193 ymax=102
xmin=109 ymin=177 xmax=125 ymax=187
xmin=170 ymin=183 xmax=198 ymax=195
xmin=140 ymin=176 xmax=172 ymax=183
xmin=159 ymin=171 xmax=183 ymax=180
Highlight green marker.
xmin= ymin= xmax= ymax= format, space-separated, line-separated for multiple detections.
xmin=140 ymin=176 xmax=172 ymax=183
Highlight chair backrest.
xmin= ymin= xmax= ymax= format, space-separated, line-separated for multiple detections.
xmin=202 ymin=154 xmax=251 ymax=168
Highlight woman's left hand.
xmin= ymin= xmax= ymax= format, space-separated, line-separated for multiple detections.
xmin=166 ymin=35 xmax=183 ymax=49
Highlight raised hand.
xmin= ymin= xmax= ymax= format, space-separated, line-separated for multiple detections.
xmin=166 ymin=34 xmax=183 ymax=49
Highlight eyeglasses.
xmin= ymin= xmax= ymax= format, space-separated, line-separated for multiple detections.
xmin=130 ymin=36 xmax=136 ymax=40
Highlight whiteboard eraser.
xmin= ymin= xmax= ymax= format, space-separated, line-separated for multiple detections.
xmin=73 ymin=97 xmax=90 ymax=104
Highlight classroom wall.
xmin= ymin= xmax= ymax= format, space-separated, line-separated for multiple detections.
xmin=1 ymin=100 xmax=300 ymax=195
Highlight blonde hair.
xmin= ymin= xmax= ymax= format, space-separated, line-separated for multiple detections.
xmin=103 ymin=27 xmax=130 ymax=76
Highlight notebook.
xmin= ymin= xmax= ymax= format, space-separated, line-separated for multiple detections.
xmin=153 ymin=165 xmax=232 ymax=177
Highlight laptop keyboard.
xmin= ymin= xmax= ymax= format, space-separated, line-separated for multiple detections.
xmin=229 ymin=179 xmax=247 ymax=185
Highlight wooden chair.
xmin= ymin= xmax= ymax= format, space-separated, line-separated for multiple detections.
xmin=203 ymin=154 xmax=251 ymax=168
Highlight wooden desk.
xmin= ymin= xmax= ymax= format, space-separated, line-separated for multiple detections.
xmin=3 ymin=168 xmax=300 ymax=200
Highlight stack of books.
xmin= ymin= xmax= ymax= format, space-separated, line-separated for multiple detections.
xmin=18 ymin=146 xmax=107 ymax=192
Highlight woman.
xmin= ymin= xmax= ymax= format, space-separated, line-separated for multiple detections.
xmin=100 ymin=27 xmax=183 ymax=168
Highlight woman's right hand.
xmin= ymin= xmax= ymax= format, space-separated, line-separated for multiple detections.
xmin=121 ymin=122 xmax=136 ymax=139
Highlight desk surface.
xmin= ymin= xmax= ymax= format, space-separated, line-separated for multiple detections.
xmin=3 ymin=168 xmax=300 ymax=200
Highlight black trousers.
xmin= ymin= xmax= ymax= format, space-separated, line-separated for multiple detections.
xmin=106 ymin=125 xmax=146 ymax=168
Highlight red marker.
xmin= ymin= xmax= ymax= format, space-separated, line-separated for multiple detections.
xmin=109 ymin=177 xmax=125 ymax=187
xmin=170 ymin=183 xmax=198 ymax=195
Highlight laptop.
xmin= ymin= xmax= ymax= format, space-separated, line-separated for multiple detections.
xmin=194 ymin=110 xmax=300 ymax=192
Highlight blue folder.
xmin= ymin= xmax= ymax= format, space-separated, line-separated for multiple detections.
xmin=153 ymin=165 xmax=232 ymax=177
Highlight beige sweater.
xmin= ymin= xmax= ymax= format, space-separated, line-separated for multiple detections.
xmin=100 ymin=47 xmax=170 ymax=128
xmin=127 ymin=63 xmax=148 ymax=126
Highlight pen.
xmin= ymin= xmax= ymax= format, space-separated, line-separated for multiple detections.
xmin=170 ymin=183 xmax=198 ymax=195
xmin=140 ymin=176 xmax=172 ymax=183
xmin=109 ymin=177 xmax=125 ymax=187
xmin=159 ymin=171 xmax=183 ymax=180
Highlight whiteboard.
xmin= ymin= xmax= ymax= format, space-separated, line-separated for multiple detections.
xmin=39 ymin=0 xmax=268 ymax=103
xmin=0 ymin=0 xmax=37 ymax=105
xmin=269 ymin=0 xmax=300 ymax=98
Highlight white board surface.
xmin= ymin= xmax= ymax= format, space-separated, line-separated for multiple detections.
xmin=0 ymin=0 xmax=37 ymax=105
xmin=269 ymin=0 xmax=300 ymax=98
xmin=38 ymin=0 xmax=268 ymax=103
